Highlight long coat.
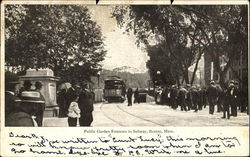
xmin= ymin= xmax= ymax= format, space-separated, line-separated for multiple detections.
xmin=78 ymin=89 xmax=94 ymax=126
xmin=5 ymin=91 xmax=21 ymax=124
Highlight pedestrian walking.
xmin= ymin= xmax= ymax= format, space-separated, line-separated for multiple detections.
xmin=34 ymin=81 xmax=45 ymax=127
xmin=78 ymin=83 xmax=94 ymax=126
xmin=170 ymin=85 xmax=178 ymax=109
xmin=57 ymin=88 xmax=67 ymax=117
xmin=222 ymin=81 xmax=235 ymax=119
xmin=206 ymin=81 xmax=218 ymax=115
xmin=178 ymin=86 xmax=188 ymax=111
xmin=134 ymin=88 xmax=140 ymax=104
xmin=127 ymin=88 xmax=133 ymax=106
xmin=230 ymin=81 xmax=239 ymax=117
xmin=197 ymin=86 xmax=203 ymax=110
xmin=67 ymin=93 xmax=80 ymax=127
xmin=191 ymin=86 xmax=199 ymax=112
xmin=216 ymin=84 xmax=223 ymax=112
xmin=186 ymin=84 xmax=192 ymax=111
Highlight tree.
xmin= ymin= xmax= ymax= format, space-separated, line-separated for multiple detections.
xmin=5 ymin=5 xmax=106 ymax=83
xmin=112 ymin=5 xmax=247 ymax=87
xmin=112 ymin=6 xmax=203 ymax=85
xmin=178 ymin=5 xmax=248 ymax=87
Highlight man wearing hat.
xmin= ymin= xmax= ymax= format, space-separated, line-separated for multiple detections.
xmin=206 ymin=80 xmax=218 ymax=115
xmin=35 ymin=81 xmax=46 ymax=126
xmin=6 ymin=91 xmax=44 ymax=126
xmin=78 ymin=82 xmax=94 ymax=126
xmin=230 ymin=80 xmax=239 ymax=117
xmin=222 ymin=80 xmax=235 ymax=119
xmin=5 ymin=71 xmax=21 ymax=126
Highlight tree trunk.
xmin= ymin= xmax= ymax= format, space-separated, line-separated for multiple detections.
xmin=219 ymin=71 xmax=227 ymax=89
xmin=191 ymin=50 xmax=203 ymax=85
xmin=184 ymin=69 xmax=189 ymax=84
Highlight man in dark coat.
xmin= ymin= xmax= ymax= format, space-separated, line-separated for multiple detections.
xmin=127 ymin=88 xmax=133 ymax=106
xmin=34 ymin=81 xmax=46 ymax=126
xmin=206 ymin=81 xmax=218 ymax=115
xmin=216 ymin=84 xmax=223 ymax=112
xmin=65 ymin=85 xmax=76 ymax=113
xmin=78 ymin=83 xmax=94 ymax=126
xmin=57 ymin=88 xmax=67 ymax=117
xmin=230 ymin=81 xmax=240 ymax=117
xmin=222 ymin=82 xmax=235 ymax=119
xmin=178 ymin=86 xmax=188 ymax=111
xmin=170 ymin=85 xmax=179 ymax=109
xmin=134 ymin=88 xmax=140 ymax=104
xmin=6 ymin=91 xmax=44 ymax=126
xmin=197 ymin=86 xmax=203 ymax=110
xmin=186 ymin=84 xmax=192 ymax=111
xmin=191 ymin=86 xmax=199 ymax=112
xmin=5 ymin=72 xmax=21 ymax=126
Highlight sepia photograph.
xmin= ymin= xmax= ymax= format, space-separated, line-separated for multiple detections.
xmin=3 ymin=4 xmax=249 ymax=127
xmin=1 ymin=1 xmax=249 ymax=156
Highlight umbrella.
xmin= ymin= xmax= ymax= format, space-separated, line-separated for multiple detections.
xmin=58 ymin=82 xmax=72 ymax=91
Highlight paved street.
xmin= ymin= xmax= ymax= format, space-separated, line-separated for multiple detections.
xmin=43 ymin=98 xmax=249 ymax=127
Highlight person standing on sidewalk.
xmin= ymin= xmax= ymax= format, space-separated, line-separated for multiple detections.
xmin=206 ymin=81 xmax=218 ymax=115
xmin=67 ymin=93 xmax=80 ymax=127
xmin=34 ymin=81 xmax=45 ymax=127
xmin=6 ymin=91 xmax=44 ymax=126
xmin=127 ymin=88 xmax=133 ymax=106
xmin=134 ymin=88 xmax=140 ymax=104
xmin=78 ymin=83 xmax=94 ymax=126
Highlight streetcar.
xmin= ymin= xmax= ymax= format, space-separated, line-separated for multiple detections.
xmin=103 ymin=76 xmax=126 ymax=103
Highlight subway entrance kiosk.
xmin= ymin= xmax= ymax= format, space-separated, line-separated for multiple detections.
xmin=19 ymin=69 xmax=60 ymax=117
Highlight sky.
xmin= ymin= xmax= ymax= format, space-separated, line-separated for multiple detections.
xmin=88 ymin=6 xmax=149 ymax=73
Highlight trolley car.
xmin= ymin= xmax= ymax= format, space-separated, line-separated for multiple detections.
xmin=103 ymin=76 xmax=126 ymax=103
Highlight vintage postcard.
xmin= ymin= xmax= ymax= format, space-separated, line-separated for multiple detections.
xmin=0 ymin=0 xmax=249 ymax=156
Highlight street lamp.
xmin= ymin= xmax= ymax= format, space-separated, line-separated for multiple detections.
xmin=97 ymin=71 xmax=101 ymax=88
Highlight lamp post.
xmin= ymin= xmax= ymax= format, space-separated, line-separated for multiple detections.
xmin=157 ymin=71 xmax=161 ymax=85
xmin=97 ymin=71 xmax=101 ymax=88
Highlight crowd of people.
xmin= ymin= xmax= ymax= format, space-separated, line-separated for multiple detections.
xmin=157 ymin=80 xmax=249 ymax=119
xmin=57 ymin=82 xmax=94 ymax=127
xmin=5 ymin=72 xmax=94 ymax=127
xmin=5 ymin=71 xmax=248 ymax=127
xmin=126 ymin=88 xmax=140 ymax=106
xmin=5 ymin=78 xmax=45 ymax=126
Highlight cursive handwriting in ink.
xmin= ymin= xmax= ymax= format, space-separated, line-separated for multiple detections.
xmin=69 ymin=148 xmax=89 ymax=155
xmin=9 ymin=142 xmax=25 ymax=147
xmin=99 ymin=137 xmax=110 ymax=143
xmin=30 ymin=148 xmax=65 ymax=155
xmin=138 ymin=135 xmax=164 ymax=144
xmin=61 ymin=138 xmax=98 ymax=144
xmin=145 ymin=148 xmax=171 ymax=155
xmin=11 ymin=148 xmax=26 ymax=154
xmin=166 ymin=136 xmax=184 ymax=142
xmin=113 ymin=136 xmax=137 ymax=143
xmin=204 ymin=148 xmax=224 ymax=154
xmin=164 ymin=142 xmax=192 ymax=149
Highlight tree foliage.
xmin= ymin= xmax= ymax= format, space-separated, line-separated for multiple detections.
xmin=5 ymin=5 xmax=106 ymax=83
xmin=112 ymin=5 xmax=247 ymax=87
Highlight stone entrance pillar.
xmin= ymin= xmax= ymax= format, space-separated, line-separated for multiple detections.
xmin=19 ymin=69 xmax=60 ymax=117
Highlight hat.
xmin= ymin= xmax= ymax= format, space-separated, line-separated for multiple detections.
xmin=210 ymin=80 xmax=215 ymax=84
xmin=21 ymin=91 xmax=45 ymax=103
xmin=233 ymin=81 xmax=239 ymax=85
xmin=5 ymin=71 xmax=19 ymax=84
xmin=35 ymin=81 xmax=42 ymax=88
xmin=24 ymin=80 xmax=32 ymax=87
